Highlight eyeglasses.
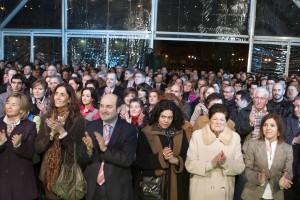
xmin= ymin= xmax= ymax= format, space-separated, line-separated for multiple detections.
xmin=223 ymin=91 xmax=233 ymax=93
xmin=135 ymin=76 xmax=144 ymax=79
xmin=253 ymin=97 xmax=268 ymax=101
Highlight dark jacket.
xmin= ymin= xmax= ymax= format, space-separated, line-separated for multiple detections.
xmin=135 ymin=125 xmax=189 ymax=200
xmin=284 ymin=114 xmax=300 ymax=177
xmin=267 ymin=99 xmax=293 ymax=118
xmin=84 ymin=118 xmax=138 ymax=200
xmin=0 ymin=118 xmax=38 ymax=200
xmin=235 ymin=102 xmax=273 ymax=143
xmin=98 ymin=86 xmax=124 ymax=100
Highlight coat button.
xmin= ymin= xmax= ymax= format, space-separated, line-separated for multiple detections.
xmin=221 ymin=187 xmax=225 ymax=190
xmin=211 ymin=186 xmax=214 ymax=189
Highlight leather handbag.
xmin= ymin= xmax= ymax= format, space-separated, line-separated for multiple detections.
xmin=139 ymin=176 xmax=163 ymax=200
xmin=52 ymin=143 xmax=87 ymax=200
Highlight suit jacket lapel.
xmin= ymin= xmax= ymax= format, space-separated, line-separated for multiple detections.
xmin=257 ymin=140 xmax=271 ymax=177
xmin=292 ymin=117 xmax=299 ymax=137
xmin=108 ymin=118 xmax=122 ymax=147
xmin=270 ymin=142 xmax=284 ymax=178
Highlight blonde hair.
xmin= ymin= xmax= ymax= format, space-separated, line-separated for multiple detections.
xmin=4 ymin=92 xmax=30 ymax=120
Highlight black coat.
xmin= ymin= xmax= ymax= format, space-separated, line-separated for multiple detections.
xmin=0 ymin=118 xmax=38 ymax=200
xmin=235 ymin=102 xmax=273 ymax=143
xmin=284 ymin=114 xmax=300 ymax=177
xmin=84 ymin=118 xmax=138 ymax=200
xmin=98 ymin=86 xmax=124 ymax=100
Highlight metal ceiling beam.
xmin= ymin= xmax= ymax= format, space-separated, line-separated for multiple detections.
xmin=0 ymin=0 xmax=29 ymax=29
xmin=292 ymin=0 xmax=300 ymax=9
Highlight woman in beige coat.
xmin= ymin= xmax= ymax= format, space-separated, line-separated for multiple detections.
xmin=185 ymin=104 xmax=245 ymax=200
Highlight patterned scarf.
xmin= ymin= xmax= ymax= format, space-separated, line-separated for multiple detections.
xmin=45 ymin=106 xmax=69 ymax=191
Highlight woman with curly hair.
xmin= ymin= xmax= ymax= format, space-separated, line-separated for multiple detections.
xmin=135 ymin=100 xmax=189 ymax=200
xmin=35 ymin=82 xmax=87 ymax=199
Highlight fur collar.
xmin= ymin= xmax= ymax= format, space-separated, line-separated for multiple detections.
xmin=202 ymin=124 xmax=233 ymax=146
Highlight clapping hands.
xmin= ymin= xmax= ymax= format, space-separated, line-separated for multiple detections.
xmin=211 ymin=150 xmax=227 ymax=168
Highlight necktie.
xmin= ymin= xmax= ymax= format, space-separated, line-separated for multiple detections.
xmin=156 ymin=84 xmax=160 ymax=89
xmin=97 ymin=124 xmax=112 ymax=185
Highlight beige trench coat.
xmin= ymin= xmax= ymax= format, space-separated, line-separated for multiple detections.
xmin=185 ymin=124 xmax=245 ymax=200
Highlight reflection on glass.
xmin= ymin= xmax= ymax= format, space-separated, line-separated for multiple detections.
xmin=68 ymin=0 xmax=151 ymax=30
xmin=67 ymin=37 xmax=106 ymax=66
xmin=6 ymin=0 xmax=61 ymax=28
xmin=109 ymin=38 xmax=149 ymax=68
xmin=157 ymin=0 xmax=249 ymax=34
xmin=4 ymin=36 xmax=30 ymax=63
xmin=256 ymin=0 xmax=300 ymax=36
xmin=252 ymin=44 xmax=287 ymax=75
xmin=289 ymin=46 xmax=300 ymax=75
xmin=0 ymin=0 xmax=21 ymax=24
xmin=34 ymin=37 xmax=62 ymax=64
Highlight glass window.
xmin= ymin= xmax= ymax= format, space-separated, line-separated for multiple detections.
xmin=68 ymin=0 xmax=151 ymax=30
xmin=34 ymin=37 xmax=62 ymax=64
xmin=6 ymin=0 xmax=61 ymax=28
xmin=252 ymin=44 xmax=287 ymax=75
xmin=109 ymin=38 xmax=149 ymax=68
xmin=289 ymin=46 xmax=300 ymax=75
xmin=67 ymin=37 xmax=107 ymax=66
xmin=157 ymin=0 xmax=250 ymax=34
xmin=255 ymin=0 xmax=300 ymax=36
xmin=0 ymin=0 xmax=22 ymax=24
xmin=155 ymin=41 xmax=248 ymax=71
xmin=4 ymin=36 xmax=30 ymax=63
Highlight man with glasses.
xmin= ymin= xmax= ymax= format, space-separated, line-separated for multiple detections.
xmin=98 ymin=72 xmax=124 ymax=100
xmin=223 ymin=86 xmax=237 ymax=121
xmin=134 ymin=71 xmax=146 ymax=88
xmin=235 ymin=87 xmax=272 ymax=145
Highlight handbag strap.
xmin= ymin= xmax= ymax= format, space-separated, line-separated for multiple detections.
xmin=73 ymin=143 xmax=77 ymax=164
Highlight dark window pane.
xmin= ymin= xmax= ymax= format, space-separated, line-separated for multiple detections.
xmin=157 ymin=0 xmax=250 ymax=34
xmin=34 ymin=37 xmax=62 ymax=64
xmin=68 ymin=37 xmax=107 ymax=66
xmin=155 ymin=41 xmax=248 ymax=71
xmin=109 ymin=38 xmax=149 ymax=68
xmin=289 ymin=46 xmax=300 ymax=75
xmin=0 ymin=0 xmax=22 ymax=23
xmin=68 ymin=0 xmax=151 ymax=30
xmin=4 ymin=36 xmax=30 ymax=63
xmin=6 ymin=0 xmax=61 ymax=28
xmin=252 ymin=44 xmax=287 ymax=75
xmin=255 ymin=0 xmax=300 ymax=36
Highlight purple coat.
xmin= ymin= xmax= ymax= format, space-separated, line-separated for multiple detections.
xmin=0 ymin=117 xmax=38 ymax=200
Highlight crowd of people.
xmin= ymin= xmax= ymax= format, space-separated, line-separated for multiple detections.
xmin=0 ymin=59 xmax=300 ymax=200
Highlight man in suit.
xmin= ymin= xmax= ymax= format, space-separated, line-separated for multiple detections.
xmin=23 ymin=64 xmax=37 ymax=88
xmin=153 ymin=73 xmax=167 ymax=93
xmin=98 ymin=72 xmax=124 ymax=100
xmin=284 ymin=95 xmax=300 ymax=199
xmin=82 ymin=94 xmax=138 ymax=200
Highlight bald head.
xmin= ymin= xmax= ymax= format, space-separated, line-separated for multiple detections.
xmin=272 ymin=83 xmax=285 ymax=102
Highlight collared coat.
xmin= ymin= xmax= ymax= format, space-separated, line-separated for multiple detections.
xmin=241 ymin=139 xmax=293 ymax=200
xmin=0 ymin=118 xmax=38 ymax=200
xmin=185 ymin=124 xmax=245 ymax=200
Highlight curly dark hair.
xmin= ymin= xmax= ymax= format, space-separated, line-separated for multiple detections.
xmin=48 ymin=82 xmax=80 ymax=119
xmin=149 ymin=100 xmax=184 ymax=131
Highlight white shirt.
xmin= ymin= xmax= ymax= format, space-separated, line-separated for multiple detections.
xmin=262 ymin=139 xmax=277 ymax=199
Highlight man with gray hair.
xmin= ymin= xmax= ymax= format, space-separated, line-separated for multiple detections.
xmin=235 ymin=87 xmax=273 ymax=144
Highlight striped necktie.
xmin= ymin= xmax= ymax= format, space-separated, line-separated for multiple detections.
xmin=97 ymin=124 xmax=112 ymax=185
